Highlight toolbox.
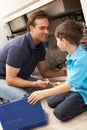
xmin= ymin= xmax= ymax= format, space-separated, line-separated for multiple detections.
xmin=0 ymin=96 xmax=47 ymax=130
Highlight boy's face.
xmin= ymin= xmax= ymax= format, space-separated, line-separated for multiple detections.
xmin=56 ymin=38 xmax=66 ymax=52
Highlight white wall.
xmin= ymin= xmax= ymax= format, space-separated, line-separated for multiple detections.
xmin=0 ymin=0 xmax=4 ymax=18
xmin=80 ymin=0 xmax=87 ymax=26
xmin=0 ymin=20 xmax=9 ymax=47
xmin=0 ymin=0 xmax=39 ymax=46
xmin=0 ymin=0 xmax=9 ymax=47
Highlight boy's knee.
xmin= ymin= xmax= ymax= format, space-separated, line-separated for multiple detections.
xmin=47 ymin=98 xmax=55 ymax=108
xmin=53 ymin=108 xmax=69 ymax=121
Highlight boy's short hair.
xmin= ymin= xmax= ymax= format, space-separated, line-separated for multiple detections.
xmin=55 ymin=20 xmax=84 ymax=46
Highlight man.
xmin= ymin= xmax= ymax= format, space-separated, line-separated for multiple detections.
xmin=0 ymin=10 xmax=66 ymax=100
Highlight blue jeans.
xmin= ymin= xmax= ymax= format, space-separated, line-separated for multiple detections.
xmin=0 ymin=77 xmax=42 ymax=100
xmin=47 ymin=91 xmax=87 ymax=121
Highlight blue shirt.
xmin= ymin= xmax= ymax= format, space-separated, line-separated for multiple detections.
xmin=66 ymin=45 xmax=87 ymax=104
xmin=0 ymin=32 xmax=45 ymax=79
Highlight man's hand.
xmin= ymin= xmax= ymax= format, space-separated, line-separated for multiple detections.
xmin=36 ymin=79 xmax=49 ymax=88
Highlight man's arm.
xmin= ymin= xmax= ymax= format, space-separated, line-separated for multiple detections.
xmin=6 ymin=64 xmax=48 ymax=88
xmin=37 ymin=61 xmax=67 ymax=78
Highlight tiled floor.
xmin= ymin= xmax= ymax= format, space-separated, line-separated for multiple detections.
xmin=32 ymin=99 xmax=87 ymax=130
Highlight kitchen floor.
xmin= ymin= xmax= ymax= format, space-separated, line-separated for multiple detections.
xmin=32 ymin=99 xmax=87 ymax=130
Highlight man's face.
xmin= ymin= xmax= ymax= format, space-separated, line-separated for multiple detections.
xmin=30 ymin=18 xmax=49 ymax=44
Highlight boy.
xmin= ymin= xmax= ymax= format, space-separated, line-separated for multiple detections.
xmin=28 ymin=20 xmax=87 ymax=121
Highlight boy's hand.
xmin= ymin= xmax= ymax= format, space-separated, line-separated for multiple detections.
xmin=53 ymin=82 xmax=62 ymax=87
xmin=28 ymin=90 xmax=44 ymax=104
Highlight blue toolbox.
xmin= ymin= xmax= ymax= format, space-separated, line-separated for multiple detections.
xmin=0 ymin=96 xmax=47 ymax=130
